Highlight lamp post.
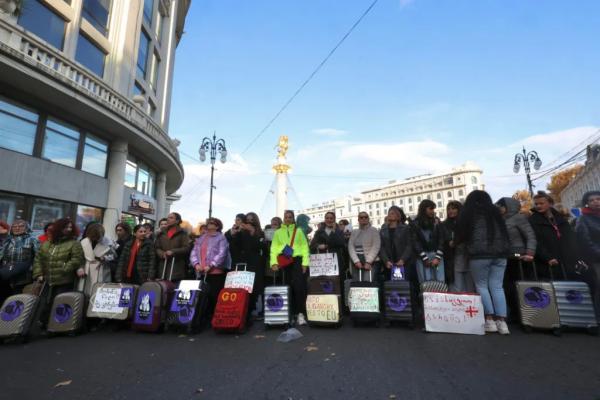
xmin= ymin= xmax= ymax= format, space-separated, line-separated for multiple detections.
xmin=513 ymin=147 xmax=542 ymax=197
xmin=199 ymin=133 xmax=227 ymax=218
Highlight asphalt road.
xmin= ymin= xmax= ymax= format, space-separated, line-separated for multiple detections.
xmin=2 ymin=322 xmax=599 ymax=400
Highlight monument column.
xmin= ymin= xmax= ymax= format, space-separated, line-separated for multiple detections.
xmin=273 ymin=136 xmax=291 ymax=218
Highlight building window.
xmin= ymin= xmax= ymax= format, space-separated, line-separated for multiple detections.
xmin=417 ymin=196 xmax=421 ymax=202
xmin=447 ymin=191 xmax=452 ymax=198
xmin=81 ymin=0 xmax=111 ymax=35
xmin=149 ymin=51 xmax=160 ymax=91
xmin=471 ymin=176 xmax=478 ymax=184
xmin=408 ymin=198 xmax=412 ymax=204
xmin=76 ymin=204 xmax=103 ymax=234
xmin=42 ymin=118 xmax=80 ymax=168
xmin=437 ymin=201 xmax=442 ymax=208
xmin=0 ymin=193 xmax=27 ymax=224
xmin=18 ymin=0 xmax=66 ymax=50
xmin=0 ymin=97 xmax=38 ymax=155
xmin=81 ymin=134 xmax=108 ymax=177
xmin=437 ymin=193 xmax=441 ymax=199
xmin=369 ymin=204 xmax=372 ymax=210
xmin=155 ymin=13 xmax=164 ymax=43
xmin=143 ymin=0 xmax=154 ymax=26
xmin=459 ymin=189 xmax=464 ymax=196
xmin=137 ymin=164 xmax=150 ymax=194
xmin=75 ymin=33 xmax=106 ymax=77
xmin=137 ymin=30 xmax=151 ymax=79
xmin=147 ymin=99 xmax=157 ymax=118
xmin=31 ymin=198 xmax=71 ymax=235
xmin=409 ymin=206 xmax=413 ymax=212
xmin=125 ymin=158 xmax=137 ymax=188
xmin=444 ymin=177 xmax=454 ymax=185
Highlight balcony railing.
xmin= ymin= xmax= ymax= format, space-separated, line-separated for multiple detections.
xmin=0 ymin=18 xmax=180 ymax=161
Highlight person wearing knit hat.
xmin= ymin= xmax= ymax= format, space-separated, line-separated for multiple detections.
xmin=575 ymin=190 xmax=600 ymax=321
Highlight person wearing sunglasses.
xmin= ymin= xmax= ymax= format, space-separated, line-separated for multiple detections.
xmin=348 ymin=212 xmax=381 ymax=281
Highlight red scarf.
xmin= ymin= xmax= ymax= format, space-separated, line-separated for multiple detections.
xmin=167 ymin=227 xmax=177 ymax=239
xmin=582 ymin=207 xmax=600 ymax=217
xmin=127 ymin=240 xmax=141 ymax=279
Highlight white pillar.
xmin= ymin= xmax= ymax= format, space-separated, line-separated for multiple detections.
xmin=103 ymin=140 xmax=128 ymax=240
xmin=276 ymin=170 xmax=287 ymax=218
xmin=155 ymin=172 xmax=167 ymax=220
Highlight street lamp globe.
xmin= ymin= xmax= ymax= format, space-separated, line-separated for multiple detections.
xmin=533 ymin=157 xmax=542 ymax=170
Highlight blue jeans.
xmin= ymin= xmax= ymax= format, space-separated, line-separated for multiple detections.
xmin=469 ymin=258 xmax=507 ymax=317
xmin=416 ymin=253 xmax=445 ymax=283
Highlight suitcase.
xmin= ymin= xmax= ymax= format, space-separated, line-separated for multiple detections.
xmin=551 ymin=264 xmax=598 ymax=334
xmin=212 ymin=288 xmax=250 ymax=333
xmin=87 ymin=283 xmax=138 ymax=320
xmin=306 ymin=294 xmax=342 ymax=327
xmin=515 ymin=261 xmax=561 ymax=334
xmin=47 ymin=286 xmax=86 ymax=336
xmin=308 ymin=276 xmax=341 ymax=295
xmin=420 ymin=280 xmax=449 ymax=294
xmin=166 ymin=275 xmax=209 ymax=333
xmin=0 ymin=283 xmax=46 ymax=342
xmin=132 ymin=258 xmax=176 ymax=333
xmin=384 ymin=280 xmax=413 ymax=326
xmin=349 ymin=270 xmax=381 ymax=326
xmin=264 ymin=270 xmax=292 ymax=329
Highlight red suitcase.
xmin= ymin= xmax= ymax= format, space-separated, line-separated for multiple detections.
xmin=211 ymin=288 xmax=250 ymax=333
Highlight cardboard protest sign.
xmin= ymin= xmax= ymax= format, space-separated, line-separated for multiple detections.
xmin=423 ymin=292 xmax=485 ymax=335
xmin=91 ymin=287 xmax=126 ymax=314
xmin=224 ymin=271 xmax=256 ymax=293
xmin=306 ymin=294 xmax=340 ymax=322
xmin=309 ymin=253 xmax=339 ymax=277
xmin=349 ymin=287 xmax=380 ymax=313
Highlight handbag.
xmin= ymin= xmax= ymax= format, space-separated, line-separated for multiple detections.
xmin=0 ymin=260 xmax=30 ymax=280
xmin=277 ymin=227 xmax=298 ymax=268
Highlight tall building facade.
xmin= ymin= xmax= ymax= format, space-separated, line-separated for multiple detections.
xmin=0 ymin=0 xmax=190 ymax=237
xmin=300 ymin=163 xmax=484 ymax=230
xmin=561 ymin=145 xmax=600 ymax=209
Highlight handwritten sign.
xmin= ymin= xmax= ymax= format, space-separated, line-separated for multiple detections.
xmin=91 ymin=287 xmax=125 ymax=314
xmin=423 ymin=292 xmax=485 ymax=335
xmin=224 ymin=271 xmax=256 ymax=293
xmin=306 ymin=295 xmax=340 ymax=322
xmin=309 ymin=253 xmax=339 ymax=277
xmin=349 ymin=287 xmax=380 ymax=313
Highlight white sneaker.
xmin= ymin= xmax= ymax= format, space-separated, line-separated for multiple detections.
xmin=484 ymin=319 xmax=498 ymax=333
xmin=496 ymin=320 xmax=510 ymax=335
xmin=296 ymin=313 xmax=307 ymax=326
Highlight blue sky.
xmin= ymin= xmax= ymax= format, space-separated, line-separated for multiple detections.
xmin=169 ymin=0 xmax=600 ymax=225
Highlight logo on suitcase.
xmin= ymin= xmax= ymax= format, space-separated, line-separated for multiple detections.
xmin=119 ymin=288 xmax=134 ymax=308
xmin=54 ymin=304 xmax=73 ymax=324
xmin=386 ymin=292 xmax=408 ymax=312
xmin=319 ymin=280 xmax=334 ymax=294
xmin=524 ymin=287 xmax=550 ymax=309
xmin=170 ymin=290 xmax=196 ymax=324
xmin=566 ymin=290 xmax=583 ymax=304
xmin=136 ymin=292 xmax=154 ymax=322
xmin=266 ymin=294 xmax=284 ymax=312
xmin=1 ymin=300 xmax=24 ymax=322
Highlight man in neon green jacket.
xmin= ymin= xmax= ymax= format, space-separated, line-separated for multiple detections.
xmin=270 ymin=210 xmax=310 ymax=325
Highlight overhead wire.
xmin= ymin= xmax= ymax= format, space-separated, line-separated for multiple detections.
xmin=239 ymin=0 xmax=380 ymax=155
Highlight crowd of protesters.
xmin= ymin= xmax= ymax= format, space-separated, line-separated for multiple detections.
xmin=0 ymin=189 xmax=599 ymax=335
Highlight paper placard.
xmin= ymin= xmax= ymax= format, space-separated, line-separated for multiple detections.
xmin=349 ymin=287 xmax=380 ymax=313
xmin=91 ymin=287 xmax=124 ymax=314
xmin=309 ymin=253 xmax=339 ymax=277
xmin=224 ymin=271 xmax=256 ymax=293
xmin=178 ymin=280 xmax=201 ymax=292
xmin=306 ymin=295 xmax=340 ymax=322
xmin=423 ymin=292 xmax=485 ymax=335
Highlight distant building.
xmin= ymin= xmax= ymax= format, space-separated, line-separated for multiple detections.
xmin=0 ymin=0 xmax=191 ymax=236
xmin=300 ymin=163 xmax=484 ymax=230
xmin=561 ymin=145 xmax=600 ymax=209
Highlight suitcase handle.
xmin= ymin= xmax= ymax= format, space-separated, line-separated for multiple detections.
xmin=273 ymin=269 xmax=285 ymax=285
xmin=235 ymin=263 xmax=247 ymax=272
xmin=162 ymin=257 xmax=175 ymax=281
xmin=358 ymin=269 xmax=372 ymax=282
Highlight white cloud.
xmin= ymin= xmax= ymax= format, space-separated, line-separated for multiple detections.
xmin=312 ymin=128 xmax=349 ymax=137
xmin=399 ymin=0 xmax=415 ymax=8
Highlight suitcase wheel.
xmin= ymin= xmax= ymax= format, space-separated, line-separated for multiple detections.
xmin=552 ymin=328 xmax=562 ymax=337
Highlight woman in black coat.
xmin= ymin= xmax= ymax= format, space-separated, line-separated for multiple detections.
xmin=529 ymin=191 xmax=579 ymax=279
xmin=575 ymin=190 xmax=600 ymax=321
xmin=309 ymin=211 xmax=347 ymax=281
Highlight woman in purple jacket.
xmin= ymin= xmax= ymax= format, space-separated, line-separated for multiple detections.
xmin=190 ymin=217 xmax=231 ymax=321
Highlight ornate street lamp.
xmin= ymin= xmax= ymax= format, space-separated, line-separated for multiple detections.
xmin=199 ymin=133 xmax=227 ymax=218
xmin=513 ymin=147 xmax=542 ymax=197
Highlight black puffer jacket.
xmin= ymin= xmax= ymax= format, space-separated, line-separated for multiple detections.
xmin=465 ymin=212 xmax=510 ymax=259
xmin=310 ymin=227 xmax=348 ymax=275
xmin=576 ymin=211 xmax=600 ymax=263
xmin=530 ymin=208 xmax=579 ymax=268
xmin=410 ymin=218 xmax=444 ymax=261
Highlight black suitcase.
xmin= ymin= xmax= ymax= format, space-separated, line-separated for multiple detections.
xmin=349 ymin=270 xmax=381 ymax=327
xmin=383 ymin=280 xmax=413 ymax=326
xmin=165 ymin=275 xmax=209 ymax=334
xmin=308 ymin=276 xmax=341 ymax=295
